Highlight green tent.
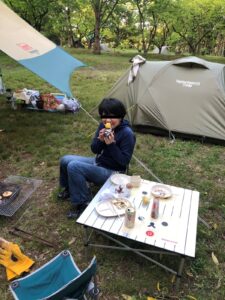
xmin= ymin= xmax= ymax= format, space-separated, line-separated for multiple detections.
xmin=106 ymin=56 xmax=225 ymax=143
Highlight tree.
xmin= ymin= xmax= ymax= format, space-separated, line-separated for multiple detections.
xmin=4 ymin=0 xmax=56 ymax=32
xmin=172 ymin=0 xmax=225 ymax=55
xmin=133 ymin=0 xmax=173 ymax=54
xmin=150 ymin=1 xmax=176 ymax=54
xmin=102 ymin=1 xmax=137 ymax=48
xmin=153 ymin=21 xmax=170 ymax=54
xmin=134 ymin=0 xmax=155 ymax=54
xmin=4 ymin=0 xmax=224 ymax=56
xmin=90 ymin=0 xmax=120 ymax=54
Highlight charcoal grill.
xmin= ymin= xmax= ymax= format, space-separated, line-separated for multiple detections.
xmin=0 ymin=176 xmax=42 ymax=217
xmin=0 ymin=182 xmax=20 ymax=206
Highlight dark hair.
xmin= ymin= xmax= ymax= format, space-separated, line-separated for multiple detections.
xmin=98 ymin=98 xmax=126 ymax=118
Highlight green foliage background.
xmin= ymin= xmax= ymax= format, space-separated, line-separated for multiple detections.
xmin=3 ymin=0 xmax=225 ymax=56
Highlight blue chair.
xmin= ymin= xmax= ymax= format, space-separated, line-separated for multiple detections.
xmin=9 ymin=250 xmax=99 ymax=300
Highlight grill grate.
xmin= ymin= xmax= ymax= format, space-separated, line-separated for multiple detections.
xmin=0 ymin=182 xmax=21 ymax=207
xmin=0 ymin=176 xmax=42 ymax=217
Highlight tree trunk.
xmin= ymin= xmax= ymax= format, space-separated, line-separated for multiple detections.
xmin=66 ymin=8 xmax=75 ymax=47
xmin=93 ymin=9 xmax=101 ymax=54
xmin=189 ymin=44 xmax=196 ymax=55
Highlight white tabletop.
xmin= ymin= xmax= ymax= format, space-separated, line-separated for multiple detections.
xmin=77 ymin=176 xmax=200 ymax=258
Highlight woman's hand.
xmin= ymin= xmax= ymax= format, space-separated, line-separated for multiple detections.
xmin=98 ymin=129 xmax=115 ymax=144
xmin=98 ymin=128 xmax=105 ymax=142
xmin=104 ymin=131 xmax=115 ymax=144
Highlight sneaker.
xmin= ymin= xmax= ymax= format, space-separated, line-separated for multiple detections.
xmin=67 ymin=210 xmax=80 ymax=219
xmin=57 ymin=189 xmax=70 ymax=200
xmin=67 ymin=202 xmax=89 ymax=219
xmin=78 ymin=202 xmax=89 ymax=214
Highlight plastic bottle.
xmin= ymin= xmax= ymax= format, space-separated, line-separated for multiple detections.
xmin=151 ymin=197 xmax=159 ymax=219
xmin=142 ymin=191 xmax=150 ymax=205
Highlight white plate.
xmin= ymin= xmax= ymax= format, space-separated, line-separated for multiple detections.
xmin=96 ymin=198 xmax=131 ymax=217
xmin=110 ymin=174 xmax=130 ymax=185
xmin=151 ymin=184 xmax=172 ymax=199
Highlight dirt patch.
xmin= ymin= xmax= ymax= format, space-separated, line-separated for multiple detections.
xmin=0 ymin=162 xmax=18 ymax=181
xmin=19 ymin=152 xmax=33 ymax=160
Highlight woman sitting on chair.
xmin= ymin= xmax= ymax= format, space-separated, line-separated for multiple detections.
xmin=58 ymin=98 xmax=136 ymax=218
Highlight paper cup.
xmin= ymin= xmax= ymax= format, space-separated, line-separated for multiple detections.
xmin=130 ymin=175 xmax=141 ymax=187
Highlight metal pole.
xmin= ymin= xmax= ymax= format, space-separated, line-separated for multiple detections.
xmin=175 ymin=256 xmax=185 ymax=290
xmin=96 ymin=230 xmax=178 ymax=276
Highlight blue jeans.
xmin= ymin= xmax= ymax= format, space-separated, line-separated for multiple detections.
xmin=59 ymin=155 xmax=115 ymax=205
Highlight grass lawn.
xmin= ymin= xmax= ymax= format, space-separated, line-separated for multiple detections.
xmin=0 ymin=49 xmax=225 ymax=300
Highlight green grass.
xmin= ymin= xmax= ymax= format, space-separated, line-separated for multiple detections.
xmin=0 ymin=50 xmax=225 ymax=299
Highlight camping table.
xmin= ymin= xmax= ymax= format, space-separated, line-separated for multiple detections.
xmin=77 ymin=176 xmax=200 ymax=288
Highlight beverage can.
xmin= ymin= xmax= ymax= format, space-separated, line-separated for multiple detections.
xmin=104 ymin=129 xmax=112 ymax=137
xmin=104 ymin=122 xmax=112 ymax=137
xmin=124 ymin=206 xmax=136 ymax=228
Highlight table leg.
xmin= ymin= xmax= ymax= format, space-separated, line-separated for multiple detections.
xmin=96 ymin=230 xmax=178 ymax=276
xmin=83 ymin=225 xmax=89 ymax=260
xmin=175 ymin=255 xmax=185 ymax=290
xmin=83 ymin=227 xmax=187 ymax=290
xmin=198 ymin=216 xmax=210 ymax=229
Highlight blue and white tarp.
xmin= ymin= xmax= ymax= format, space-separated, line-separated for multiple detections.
xmin=0 ymin=1 xmax=85 ymax=97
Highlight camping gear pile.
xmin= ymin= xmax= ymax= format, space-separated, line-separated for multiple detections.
xmin=106 ymin=55 xmax=225 ymax=143
xmin=13 ymin=89 xmax=81 ymax=113
xmin=0 ymin=238 xmax=34 ymax=280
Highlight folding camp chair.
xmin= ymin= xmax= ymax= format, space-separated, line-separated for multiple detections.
xmin=9 ymin=250 xmax=99 ymax=300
